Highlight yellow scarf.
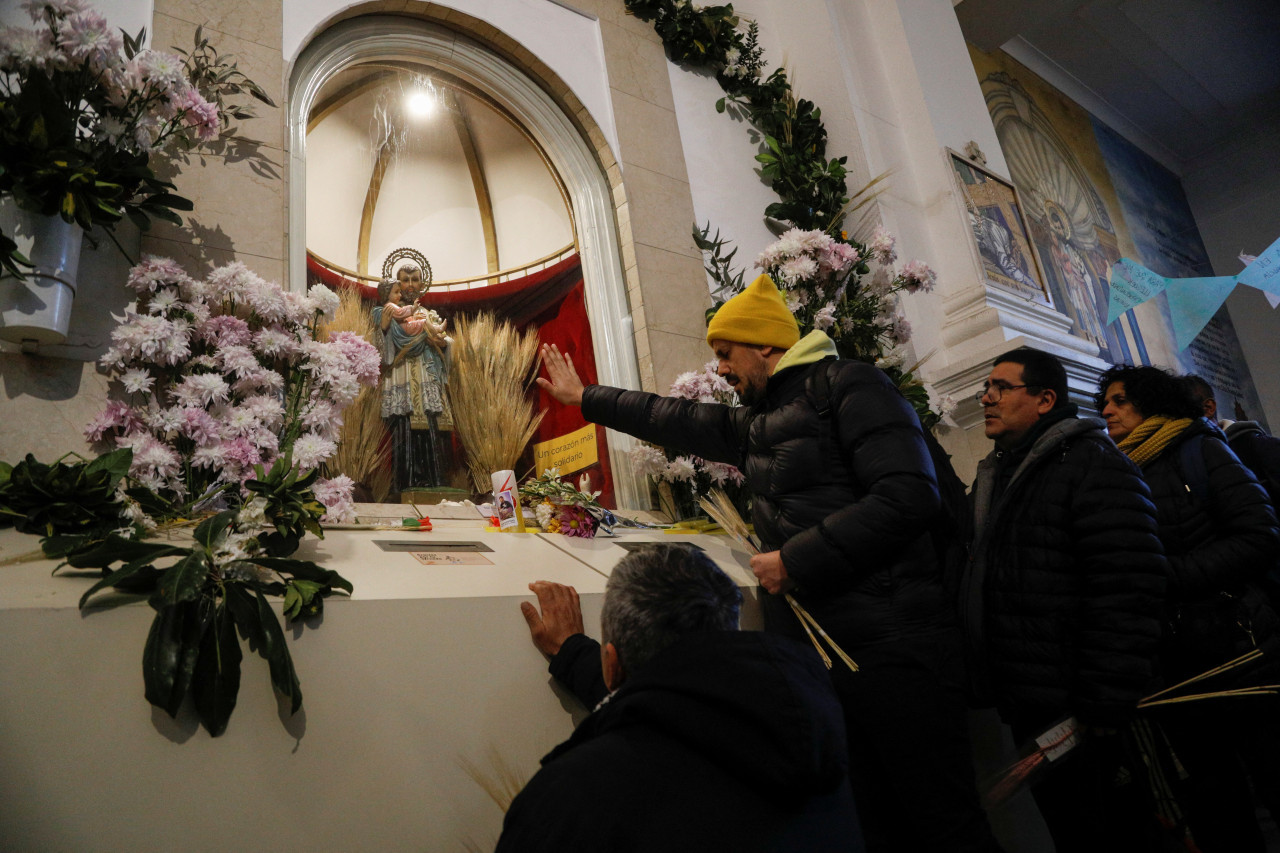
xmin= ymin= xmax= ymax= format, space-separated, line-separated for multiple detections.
xmin=1116 ymin=415 xmax=1195 ymax=468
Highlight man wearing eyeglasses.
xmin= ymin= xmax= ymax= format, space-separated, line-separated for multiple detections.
xmin=964 ymin=346 xmax=1168 ymax=852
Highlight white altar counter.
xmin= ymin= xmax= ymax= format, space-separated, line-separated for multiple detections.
xmin=0 ymin=520 xmax=759 ymax=852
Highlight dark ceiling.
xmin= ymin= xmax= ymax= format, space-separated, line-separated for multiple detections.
xmin=954 ymin=0 xmax=1280 ymax=170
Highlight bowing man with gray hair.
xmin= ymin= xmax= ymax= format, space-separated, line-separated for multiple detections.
xmin=498 ymin=543 xmax=862 ymax=853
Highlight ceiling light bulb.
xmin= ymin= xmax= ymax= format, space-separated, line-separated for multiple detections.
xmin=407 ymin=91 xmax=435 ymax=117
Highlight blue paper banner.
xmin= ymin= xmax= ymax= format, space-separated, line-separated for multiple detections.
xmin=1165 ymin=276 xmax=1238 ymax=351
xmin=1237 ymin=234 xmax=1280 ymax=296
xmin=1106 ymin=258 xmax=1167 ymax=324
xmin=1104 ymin=236 xmax=1279 ymax=350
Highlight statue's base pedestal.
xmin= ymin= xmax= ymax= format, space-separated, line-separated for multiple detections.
xmin=399 ymin=486 xmax=473 ymax=505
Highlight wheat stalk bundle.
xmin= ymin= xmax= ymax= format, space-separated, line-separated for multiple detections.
xmin=1137 ymin=648 xmax=1276 ymax=709
xmin=982 ymin=649 xmax=1280 ymax=809
xmin=446 ymin=313 xmax=545 ymax=494
xmin=698 ymin=488 xmax=858 ymax=673
xmin=320 ymin=286 xmax=393 ymax=501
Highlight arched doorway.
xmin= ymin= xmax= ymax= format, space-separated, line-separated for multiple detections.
xmin=288 ymin=14 xmax=644 ymax=508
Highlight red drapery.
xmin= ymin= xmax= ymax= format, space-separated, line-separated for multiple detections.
xmin=307 ymin=254 xmax=616 ymax=507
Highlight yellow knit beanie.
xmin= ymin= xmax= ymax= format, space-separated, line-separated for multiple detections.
xmin=705 ymin=274 xmax=800 ymax=349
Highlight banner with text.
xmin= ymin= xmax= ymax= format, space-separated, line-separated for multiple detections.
xmin=533 ymin=423 xmax=598 ymax=477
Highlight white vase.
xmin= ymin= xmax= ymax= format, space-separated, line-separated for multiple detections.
xmin=0 ymin=205 xmax=84 ymax=348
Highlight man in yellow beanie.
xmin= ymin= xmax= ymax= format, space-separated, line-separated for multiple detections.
xmin=537 ymin=273 xmax=1001 ymax=853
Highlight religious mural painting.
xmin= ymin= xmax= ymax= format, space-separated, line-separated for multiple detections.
xmin=948 ymin=149 xmax=1051 ymax=305
xmin=970 ymin=47 xmax=1266 ymax=424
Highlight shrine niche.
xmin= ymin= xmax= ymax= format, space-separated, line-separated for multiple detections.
xmin=292 ymin=17 xmax=640 ymax=507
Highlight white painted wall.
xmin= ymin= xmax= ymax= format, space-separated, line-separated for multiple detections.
xmin=304 ymin=101 xmax=375 ymax=272
xmin=468 ymin=103 xmax=575 ymax=267
xmin=283 ymin=0 xmax=620 ymax=164
xmin=372 ymin=108 xmax=489 ymax=281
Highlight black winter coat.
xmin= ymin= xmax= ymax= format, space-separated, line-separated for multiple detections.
xmin=495 ymin=631 xmax=862 ymax=853
xmin=1141 ymin=420 xmax=1280 ymax=684
xmin=582 ymin=359 xmax=948 ymax=649
xmin=1225 ymin=420 xmax=1280 ymax=511
xmin=965 ymin=416 xmax=1167 ymax=726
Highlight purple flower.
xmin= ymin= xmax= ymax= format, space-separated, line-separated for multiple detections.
xmin=557 ymin=505 xmax=597 ymax=538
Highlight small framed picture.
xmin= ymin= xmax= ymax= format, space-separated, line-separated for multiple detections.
xmin=948 ymin=149 xmax=1051 ymax=305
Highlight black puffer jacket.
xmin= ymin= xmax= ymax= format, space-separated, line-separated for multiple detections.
xmin=495 ymin=632 xmax=862 ymax=853
xmin=965 ymin=415 xmax=1167 ymax=726
xmin=582 ymin=358 xmax=947 ymax=649
xmin=1141 ymin=420 xmax=1280 ymax=683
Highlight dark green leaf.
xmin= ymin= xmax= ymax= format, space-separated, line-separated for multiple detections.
xmin=191 ymin=604 xmax=242 ymax=736
xmin=251 ymin=557 xmax=354 ymax=594
xmin=79 ymin=551 xmax=173 ymax=609
xmin=150 ymin=552 xmax=210 ymax=609
xmin=255 ymin=589 xmax=302 ymax=713
xmin=142 ymin=599 xmax=210 ymax=718
xmin=193 ymin=510 xmax=236 ymax=551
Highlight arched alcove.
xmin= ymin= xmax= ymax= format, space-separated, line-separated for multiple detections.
xmin=288 ymin=14 xmax=645 ymax=508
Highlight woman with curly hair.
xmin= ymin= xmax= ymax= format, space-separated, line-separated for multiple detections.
xmin=1097 ymin=364 xmax=1280 ymax=852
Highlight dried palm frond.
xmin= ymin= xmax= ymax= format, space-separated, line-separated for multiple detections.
xmin=320 ymin=286 xmax=392 ymax=501
xmin=699 ymin=488 xmax=858 ymax=673
xmin=446 ymin=313 xmax=544 ymax=494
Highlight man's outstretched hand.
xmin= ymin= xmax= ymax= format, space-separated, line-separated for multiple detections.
xmin=536 ymin=343 xmax=585 ymax=407
xmin=521 ymin=581 xmax=586 ymax=657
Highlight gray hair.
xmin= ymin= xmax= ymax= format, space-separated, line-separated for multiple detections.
xmin=600 ymin=544 xmax=742 ymax=674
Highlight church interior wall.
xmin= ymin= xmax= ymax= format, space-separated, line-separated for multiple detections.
xmin=1183 ymin=119 xmax=1280 ymax=429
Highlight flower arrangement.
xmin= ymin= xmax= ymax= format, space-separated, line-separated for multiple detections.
xmin=698 ymin=220 xmax=955 ymax=431
xmin=0 ymin=256 xmax=382 ymax=737
xmin=0 ymin=0 xmax=274 ymax=276
xmin=85 ymin=256 xmax=378 ymax=528
xmin=519 ymin=468 xmax=604 ymax=538
xmin=629 ymin=362 xmax=746 ymax=520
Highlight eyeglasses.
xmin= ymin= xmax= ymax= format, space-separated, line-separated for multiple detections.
xmin=975 ymin=382 xmax=1035 ymax=403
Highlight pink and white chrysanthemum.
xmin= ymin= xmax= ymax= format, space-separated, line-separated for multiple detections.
xmin=253 ymin=326 xmax=298 ymax=358
xmin=868 ymin=226 xmax=897 ymax=266
xmin=314 ymin=475 xmax=357 ymax=524
xmin=84 ymin=399 xmax=141 ymax=442
xmin=216 ymin=344 xmax=260 ymax=376
xmin=898 ymin=260 xmax=938 ymax=294
xmin=630 ymin=443 xmax=669 ymax=479
xmin=178 ymin=407 xmax=220 ymax=445
xmin=173 ymin=373 xmax=230 ymax=408
xmin=119 ymin=367 xmax=155 ymax=395
xmin=198 ymin=315 xmax=252 ymax=348
xmin=126 ymin=256 xmax=192 ymax=293
xmin=291 ymin=432 xmax=337 ymax=469
xmin=326 ymin=331 xmax=381 ymax=386
xmin=813 ymin=301 xmax=838 ymax=331
xmin=307 ymin=284 xmax=340 ymax=318
xmin=240 ymin=394 xmax=285 ymax=429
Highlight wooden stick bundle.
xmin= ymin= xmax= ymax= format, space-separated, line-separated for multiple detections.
xmin=698 ymin=489 xmax=858 ymax=673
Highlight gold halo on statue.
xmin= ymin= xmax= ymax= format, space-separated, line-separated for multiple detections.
xmin=381 ymin=248 xmax=433 ymax=290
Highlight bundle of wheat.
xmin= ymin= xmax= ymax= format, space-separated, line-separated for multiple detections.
xmin=699 ymin=487 xmax=858 ymax=673
xmin=446 ymin=313 xmax=544 ymax=494
xmin=321 ymin=285 xmax=392 ymax=501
